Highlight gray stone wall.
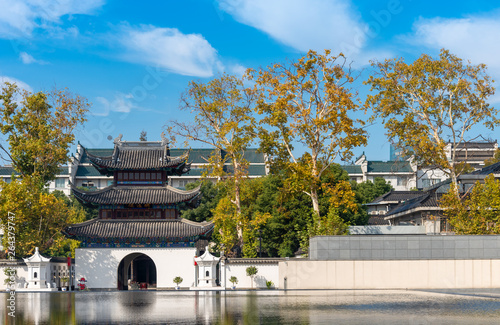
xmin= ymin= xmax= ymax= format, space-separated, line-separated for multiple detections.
xmin=309 ymin=235 xmax=500 ymax=260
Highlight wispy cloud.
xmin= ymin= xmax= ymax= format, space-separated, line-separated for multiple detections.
xmin=19 ymin=51 xmax=48 ymax=65
xmin=94 ymin=92 xmax=137 ymax=117
xmin=407 ymin=14 xmax=500 ymax=73
xmin=117 ymin=24 xmax=222 ymax=78
xmin=0 ymin=0 xmax=104 ymax=39
xmin=217 ymin=0 xmax=368 ymax=57
xmin=0 ymin=75 xmax=33 ymax=92
xmin=404 ymin=13 xmax=500 ymax=105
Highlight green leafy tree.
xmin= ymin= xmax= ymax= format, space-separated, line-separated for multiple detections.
xmin=250 ymin=50 xmax=367 ymax=224
xmin=442 ymin=175 xmax=500 ymax=234
xmin=0 ymin=176 xmax=85 ymax=257
xmin=180 ymin=180 xmax=223 ymax=222
xmin=365 ymin=49 xmax=498 ymax=197
xmin=352 ymin=177 xmax=393 ymax=204
xmin=168 ymin=74 xmax=257 ymax=253
xmin=0 ymin=82 xmax=89 ymax=184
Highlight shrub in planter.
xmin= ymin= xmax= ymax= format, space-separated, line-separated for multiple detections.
xmin=173 ymin=276 xmax=183 ymax=289
xmin=229 ymin=276 xmax=238 ymax=289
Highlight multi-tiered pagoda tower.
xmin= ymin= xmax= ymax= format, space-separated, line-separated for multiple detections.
xmin=63 ymin=135 xmax=214 ymax=290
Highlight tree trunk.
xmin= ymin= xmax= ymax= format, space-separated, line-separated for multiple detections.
xmin=311 ymin=187 xmax=321 ymax=220
xmin=233 ymin=160 xmax=243 ymax=244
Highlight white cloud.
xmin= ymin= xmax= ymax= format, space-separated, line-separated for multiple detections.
xmin=405 ymin=14 xmax=500 ymax=106
xmin=408 ymin=15 xmax=500 ymax=73
xmin=0 ymin=0 xmax=104 ymax=39
xmin=94 ymin=92 xmax=136 ymax=117
xmin=228 ymin=64 xmax=247 ymax=77
xmin=217 ymin=0 xmax=368 ymax=56
xmin=118 ymin=24 xmax=221 ymax=78
xmin=19 ymin=51 xmax=48 ymax=65
xmin=0 ymin=76 xmax=33 ymax=93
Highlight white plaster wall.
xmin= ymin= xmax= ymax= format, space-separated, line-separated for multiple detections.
xmin=76 ymin=247 xmax=197 ymax=289
xmin=0 ymin=265 xmax=28 ymax=290
xmin=279 ymin=259 xmax=500 ymax=290
xmin=221 ymin=263 xmax=279 ymax=289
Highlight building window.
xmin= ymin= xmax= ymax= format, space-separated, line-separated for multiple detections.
xmin=177 ymin=179 xmax=191 ymax=188
xmin=55 ymin=178 xmax=66 ymax=188
xmin=82 ymin=181 xmax=95 ymax=188
xmin=3 ymin=177 xmax=11 ymax=183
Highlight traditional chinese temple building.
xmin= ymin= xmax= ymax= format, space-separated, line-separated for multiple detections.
xmin=63 ymin=135 xmax=214 ymax=290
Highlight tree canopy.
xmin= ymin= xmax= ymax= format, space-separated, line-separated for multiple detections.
xmin=249 ymin=49 xmax=367 ymax=226
xmin=0 ymin=83 xmax=88 ymax=257
xmin=168 ymin=74 xmax=258 ymax=255
xmin=365 ymin=49 xmax=498 ymax=195
xmin=0 ymin=82 xmax=89 ymax=184
xmin=441 ymin=175 xmax=500 ymax=234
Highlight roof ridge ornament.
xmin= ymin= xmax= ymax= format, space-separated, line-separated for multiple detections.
xmin=161 ymin=132 xmax=170 ymax=162
xmin=114 ymin=134 xmax=123 ymax=145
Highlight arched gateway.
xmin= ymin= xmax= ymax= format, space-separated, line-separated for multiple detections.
xmin=117 ymin=253 xmax=157 ymax=290
xmin=62 ymin=136 xmax=214 ymax=290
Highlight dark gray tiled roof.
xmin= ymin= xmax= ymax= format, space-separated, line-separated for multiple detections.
xmin=370 ymin=191 xmax=424 ymax=204
xmin=0 ymin=166 xmax=16 ymax=176
xmin=367 ymin=161 xmax=413 ymax=173
xmin=63 ymin=218 xmax=214 ymax=240
xmin=0 ymin=166 xmax=68 ymax=176
xmin=76 ymin=165 xmax=103 ymax=177
xmin=85 ymin=145 xmax=190 ymax=171
xmin=386 ymin=193 xmax=442 ymax=216
xmin=341 ymin=165 xmax=362 ymax=174
xmin=470 ymin=161 xmax=500 ymax=175
xmin=72 ymin=185 xmax=200 ymax=205
xmin=341 ymin=160 xmax=413 ymax=174
xmin=225 ymin=258 xmax=284 ymax=264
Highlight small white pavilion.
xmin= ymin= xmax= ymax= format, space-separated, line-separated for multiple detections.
xmin=18 ymin=247 xmax=57 ymax=291
xmin=193 ymin=248 xmax=220 ymax=288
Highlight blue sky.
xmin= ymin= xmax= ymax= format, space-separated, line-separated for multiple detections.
xmin=1 ymin=0 xmax=499 ymax=163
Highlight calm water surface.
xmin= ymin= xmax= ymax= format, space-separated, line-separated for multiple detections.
xmin=2 ymin=289 xmax=500 ymax=324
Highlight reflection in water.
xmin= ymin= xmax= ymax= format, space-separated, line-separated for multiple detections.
xmin=1 ymin=289 xmax=500 ymax=324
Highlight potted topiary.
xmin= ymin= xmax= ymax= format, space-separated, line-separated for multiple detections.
xmin=246 ymin=266 xmax=258 ymax=289
xmin=229 ymin=276 xmax=238 ymax=290
xmin=173 ymin=276 xmax=183 ymax=290
xmin=61 ymin=277 xmax=69 ymax=291
xmin=266 ymin=280 xmax=274 ymax=289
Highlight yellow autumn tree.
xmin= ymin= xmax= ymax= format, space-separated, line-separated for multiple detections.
xmin=249 ymin=50 xmax=367 ymax=232
xmin=0 ymin=82 xmax=89 ymax=184
xmin=168 ymin=74 xmax=258 ymax=255
xmin=441 ymin=175 xmax=500 ymax=234
xmin=0 ymin=82 xmax=89 ymax=257
xmin=365 ymin=49 xmax=498 ymax=197
xmin=0 ymin=175 xmax=85 ymax=257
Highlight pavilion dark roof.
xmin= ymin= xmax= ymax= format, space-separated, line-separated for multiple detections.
xmin=72 ymin=185 xmax=200 ymax=205
xmin=84 ymin=144 xmax=190 ymax=172
xmin=63 ymin=218 xmax=214 ymax=241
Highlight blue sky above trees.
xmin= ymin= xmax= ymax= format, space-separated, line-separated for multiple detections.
xmin=0 ymin=0 xmax=499 ymax=162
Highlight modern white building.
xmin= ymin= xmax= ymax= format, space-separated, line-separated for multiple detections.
xmin=342 ymin=141 xmax=498 ymax=191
